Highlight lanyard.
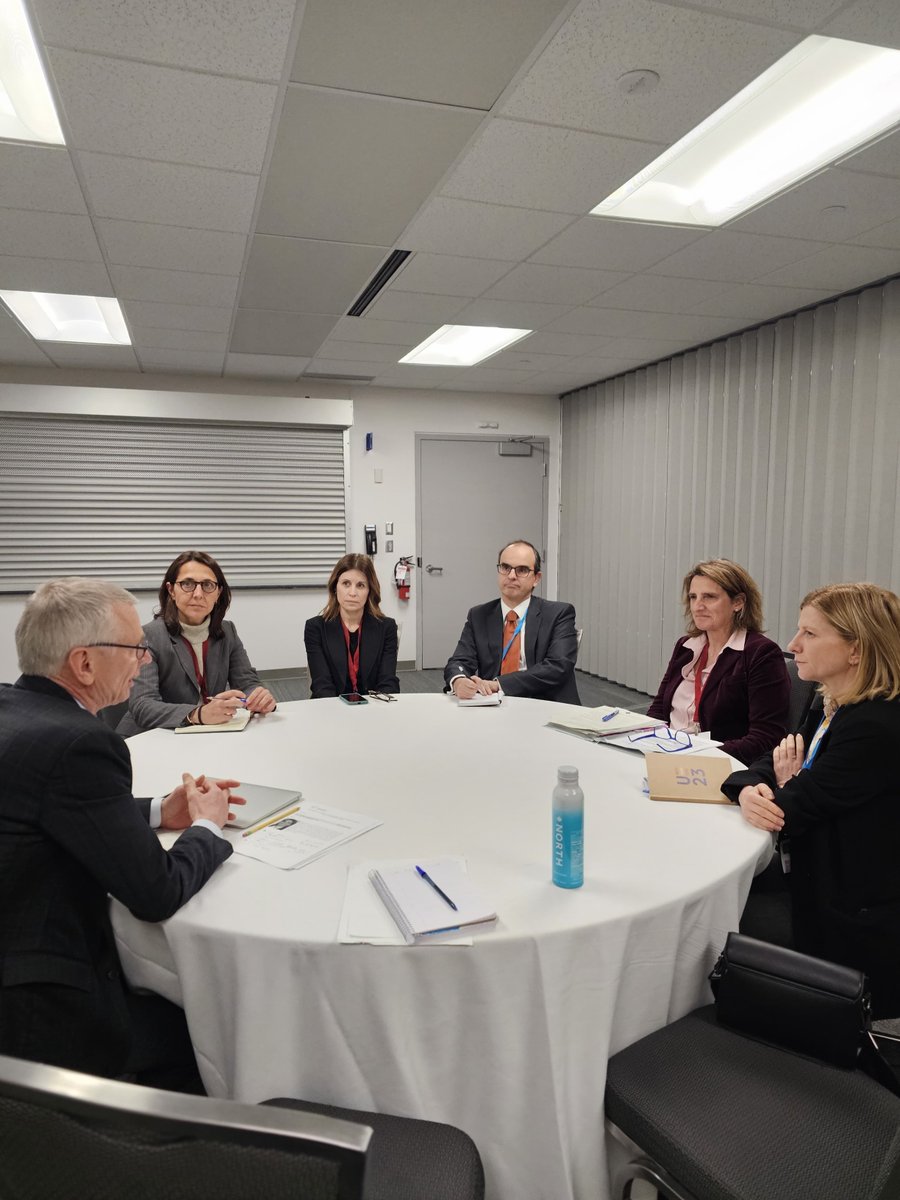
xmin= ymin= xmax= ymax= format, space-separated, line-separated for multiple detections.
xmin=692 ymin=640 xmax=710 ymax=718
xmin=500 ymin=612 xmax=527 ymax=664
xmin=802 ymin=708 xmax=836 ymax=769
xmin=181 ymin=637 xmax=209 ymax=701
xmin=341 ymin=620 xmax=361 ymax=692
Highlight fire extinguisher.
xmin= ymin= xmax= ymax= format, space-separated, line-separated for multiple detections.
xmin=394 ymin=556 xmax=413 ymax=601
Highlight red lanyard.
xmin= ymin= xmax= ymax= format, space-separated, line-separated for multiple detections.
xmin=181 ymin=637 xmax=210 ymax=701
xmin=693 ymin=640 xmax=710 ymax=717
xmin=341 ymin=620 xmax=361 ymax=692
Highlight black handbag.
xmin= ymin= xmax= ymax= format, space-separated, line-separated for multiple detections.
xmin=709 ymin=932 xmax=872 ymax=1070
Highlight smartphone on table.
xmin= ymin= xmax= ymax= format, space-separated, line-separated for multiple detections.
xmin=340 ymin=693 xmax=368 ymax=705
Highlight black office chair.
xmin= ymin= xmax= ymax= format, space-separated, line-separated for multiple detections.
xmin=784 ymin=651 xmax=816 ymax=732
xmin=0 ymin=1052 xmax=482 ymax=1200
xmin=605 ymin=1005 xmax=900 ymax=1200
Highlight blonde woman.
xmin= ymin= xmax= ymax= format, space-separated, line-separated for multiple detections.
xmin=724 ymin=583 xmax=900 ymax=1017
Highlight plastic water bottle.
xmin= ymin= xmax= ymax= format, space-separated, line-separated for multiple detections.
xmin=552 ymin=765 xmax=584 ymax=889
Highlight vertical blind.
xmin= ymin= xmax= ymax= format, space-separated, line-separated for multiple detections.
xmin=0 ymin=413 xmax=347 ymax=592
xmin=560 ymin=277 xmax=900 ymax=697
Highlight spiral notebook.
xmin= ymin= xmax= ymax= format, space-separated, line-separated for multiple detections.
xmin=368 ymin=859 xmax=497 ymax=945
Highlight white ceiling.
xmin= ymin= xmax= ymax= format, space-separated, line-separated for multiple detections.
xmin=2 ymin=0 xmax=900 ymax=395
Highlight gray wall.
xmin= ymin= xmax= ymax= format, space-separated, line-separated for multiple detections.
xmin=560 ymin=277 xmax=900 ymax=697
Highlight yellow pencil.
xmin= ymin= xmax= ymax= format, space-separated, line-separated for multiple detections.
xmin=241 ymin=805 xmax=300 ymax=838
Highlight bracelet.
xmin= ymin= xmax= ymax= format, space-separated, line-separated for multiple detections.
xmin=196 ymin=705 xmax=204 ymax=725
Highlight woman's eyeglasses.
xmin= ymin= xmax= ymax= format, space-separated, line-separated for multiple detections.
xmin=174 ymin=579 xmax=220 ymax=594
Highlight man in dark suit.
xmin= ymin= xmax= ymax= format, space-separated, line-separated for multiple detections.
xmin=0 ymin=577 xmax=240 ymax=1084
xmin=444 ymin=540 xmax=580 ymax=705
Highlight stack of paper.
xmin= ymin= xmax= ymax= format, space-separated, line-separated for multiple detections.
xmin=234 ymin=802 xmax=382 ymax=870
xmin=458 ymin=693 xmax=501 ymax=707
xmin=547 ymin=705 xmax=663 ymax=741
xmin=174 ymin=708 xmax=252 ymax=734
xmin=604 ymin=727 xmax=723 ymax=755
xmin=369 ymin=859 xmax=497 ymax=945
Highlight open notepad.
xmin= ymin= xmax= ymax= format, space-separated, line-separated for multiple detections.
xmin=174 ymin=708 xmax=251 ymax=734
xmin=368 ymin=859 xmax=497 ymax=945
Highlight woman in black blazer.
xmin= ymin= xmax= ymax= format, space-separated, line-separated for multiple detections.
xmin=723 ymin=582 xmax=900 ymax=1017
xmin=304 ymin=554 xmax=399 ymax=699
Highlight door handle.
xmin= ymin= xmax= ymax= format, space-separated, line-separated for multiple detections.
xmin=425 ymin=564 xmax=443 ymax=575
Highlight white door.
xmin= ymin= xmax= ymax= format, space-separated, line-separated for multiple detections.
xmin=417 ymin=435 xmax=548 ymax=669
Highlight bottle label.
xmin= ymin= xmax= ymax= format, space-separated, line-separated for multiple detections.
xmin=553 ymin=808 xmax=583 ymax=888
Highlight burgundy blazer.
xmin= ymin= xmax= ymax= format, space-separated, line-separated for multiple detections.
xmin=647 ymin=630 xmax=790 ymax=765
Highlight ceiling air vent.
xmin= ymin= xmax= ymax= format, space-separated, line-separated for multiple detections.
xmin=346 ymin=250 xmax=412 ymax=317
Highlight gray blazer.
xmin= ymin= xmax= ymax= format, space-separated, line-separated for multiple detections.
xmin=117 ymin=616 xmax=262 ymax=736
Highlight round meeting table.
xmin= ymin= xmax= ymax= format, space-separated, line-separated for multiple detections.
xmin=111 ymin=694 xmax=770 ymax=1200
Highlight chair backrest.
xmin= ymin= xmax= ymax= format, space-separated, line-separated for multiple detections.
xmin=784 ymin=652 xmax=816 ymax=731
xmin=0 ymin=1053 xmax=370 ymax=1200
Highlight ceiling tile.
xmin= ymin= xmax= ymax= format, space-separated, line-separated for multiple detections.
xmin=731 ymin=168 xmax=900 ymax=242
xmin=110 ymin=266 xmax=239 ymax=307
xmin=823 ymin=0 xmax=900 ymax=50
xmin=500 ymin=0 xmax=797 ymax=143
xmin=389 ymin=254 xmax=514 ymax=297
xmin=257 ymin=87 xmax=483 ymax=243
xmin=239 ymin=236 xmax=388 ymax=314
xmin=329 ymin=316 xmax=442 ymax=346
xmin=647 ymin=230 xmax=828 ymax=281
xmin=225 ymin=354 xmax=309 ymax=378
xmin=364 ymin=291 xmax=468 ymax=323
xmin=48 ymin=50 xmax=277 ymax=173
xmin=432 ymin=365 xmax=535 ymax=387
xmin=590 ymin=274 xmax=730 ymax=312
xmin=231 ymin=310 xmax=339 ymax=356
xmin=0 ymin=145 xmax=86 ymax=214
xmin=132 ymin=328 xmax=228 ymax=352
xmin=567 ymin=353 xmax=649 ymax=375
xmin=454 ymin=297 xmax=571 ymax=328
xmin=306 ymin=358 xmax=385 ymax=379
xmin=0 ymin=256 xmax=112 ymax=294
xmin=78 ymin=153 xmax=259 ymax=233
xmin=484 ymin=262 xmax=630 ymax=305
xmin=0 ymin=210 xmax=102 ymax=262
xmin=31 ymin=0 xmax=297 ymax=80
xmin=290 ymin=0 xmax=570 ymax=108
xmin=685 ymin=281 xmax=835 ymax=318
xmin=370 ymin=364 xmax=473 ymax=388
xmin=315 ymin=339 xmax=412 ymax=364
xmin=401 ymin=197 xmax=573 ymax=261
xmin=755 ymin=243 xmax=900 ymax=290
xmin=0 ymin=311 xmax=53 ymax=364
xmin=518 ymin=330 xmax=619 ymax=355
xmin=42 ymin=343 xmax=140 ymax=369
xmin=839 ymin=128 xmax=900 ymax=180
xmin=665 ymin=0 xmax=845 ymax=22
xmin=545 ymin=305 xmax=742 ymax=341
xmin=531 ymin=217 xmax=704 ymax=271
xmin=122 ymin=302 xmax=232 ymax=333
xmin=483 ymin=347 xmax=573 ymax=371
xmin=97 ymin=220 xmax=246 ymax=274
xmin=851 ymin=215 xmax=900 ymax=250
xmin=138 ymin=349 xmax=226 ymax=374
xmin=441 ymin=119 xmax=665 ymax=214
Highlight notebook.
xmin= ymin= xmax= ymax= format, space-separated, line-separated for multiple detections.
xmin=223 ymin=782 xmax=302 ymax=830
xmin=174 ymin=708 xmax=252 ymax=734
xmin=547 ymin=705 xmax=663 ymax=740
xmin=645 ymin=753 xmax=733 ymax=804
xmin=368 ymin=859 xmax=497 ymax=944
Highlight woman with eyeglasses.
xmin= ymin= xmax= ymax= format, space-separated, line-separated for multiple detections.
xmin=117 ymin=550 xmax=276 ymax=735
xmin=722 ymin=583 xmax=900 ymax=1017
xmin=304 ymin=553 xmax=399 ymax=699
xmin=647 ymin=558 xmax=790 ymax=764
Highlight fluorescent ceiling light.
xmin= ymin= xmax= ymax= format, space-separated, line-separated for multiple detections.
xmin=0 ymin=292 xmax=131 ymax=344
xmin=400 ymin=325 xmax=532 ymax=366
xmin=0 ymin=0 xmax=64 ymax=144
xmin=592 ymin=36 xmax=900 ymax=228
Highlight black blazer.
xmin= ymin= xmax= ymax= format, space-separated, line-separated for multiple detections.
xmin=304 ymin=614 xmax=399 ymax=699
xmin=443 ymin=594 xmax=580 ymax=705
xmin=647 ymin=631 xmax=790 ymax=764
xmin=723 ymin=698 xmax=900 ymax=1017
xmin=0 ymin=676 xmax=232 ymax=1077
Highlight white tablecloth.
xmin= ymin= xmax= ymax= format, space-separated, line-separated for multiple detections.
xmin=112 ymin=695 xmax=770 ymax=1200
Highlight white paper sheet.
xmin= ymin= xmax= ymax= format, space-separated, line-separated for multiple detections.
xmin=234 ymin=802 xmax=382 ymax=870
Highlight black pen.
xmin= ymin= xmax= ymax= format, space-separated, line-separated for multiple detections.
xmin=415 ymin=864 xmax=458 ymax=911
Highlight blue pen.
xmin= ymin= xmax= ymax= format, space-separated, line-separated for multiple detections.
xmin=415 ymin=865 xmax=458 ymax=911
xmin=601 ymin=709 xmax=620 ymax=722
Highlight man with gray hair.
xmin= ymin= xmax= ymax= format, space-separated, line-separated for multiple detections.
xmin=0 ymin=577 xmax=240 ymax=1087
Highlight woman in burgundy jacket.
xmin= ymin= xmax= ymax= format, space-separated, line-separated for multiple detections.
xmin=647 ymin=558 xmax=790 ymax=765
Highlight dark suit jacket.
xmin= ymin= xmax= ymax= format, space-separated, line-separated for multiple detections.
xmin=647 ymin=631 xmax=789 ymax=764
xmin=443 ymin=594 xmax=580 ymax=705
xmin=304 ymin=614 xmax=399 ymax=699
xmin=723 ymin=699 xmax=900 ymax=1018
xmin=117 ymin=616 xmax=262 ymax=735
xmin=0 ymin=676 xmax=232 ymax=1077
